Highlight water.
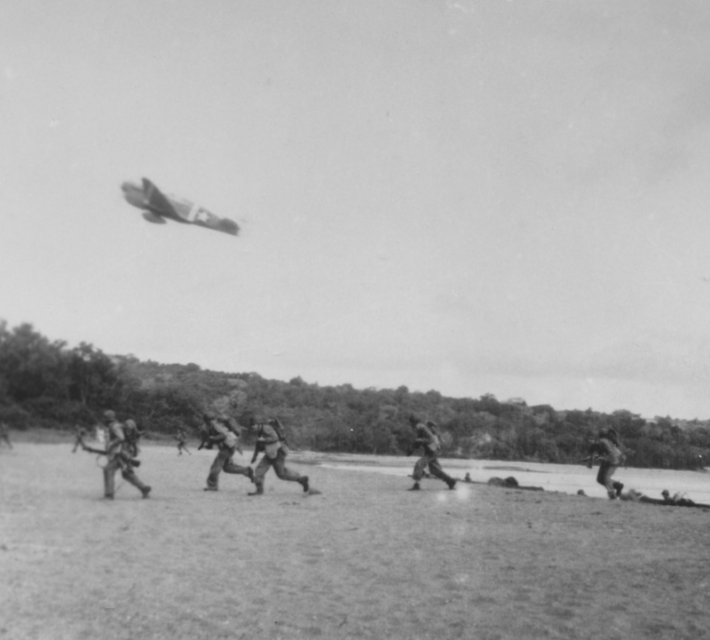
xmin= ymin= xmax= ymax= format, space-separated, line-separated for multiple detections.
xmin=320 ymin=458 xmax=710 ymax=504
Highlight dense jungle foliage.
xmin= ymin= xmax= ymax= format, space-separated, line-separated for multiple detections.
xmin=1 ymin=321 xmax=709 ymax=470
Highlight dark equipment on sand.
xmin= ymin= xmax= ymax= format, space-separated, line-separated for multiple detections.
xmin=487 ymin=476 xmax=544 ymax=491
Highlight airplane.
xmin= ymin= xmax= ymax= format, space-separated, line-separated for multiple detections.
xmin=121 ymin=178 xmax=239 ymax=236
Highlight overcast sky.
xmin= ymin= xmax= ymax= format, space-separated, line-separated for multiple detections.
xmin=3 ymin=0 xmax=710 ymax=419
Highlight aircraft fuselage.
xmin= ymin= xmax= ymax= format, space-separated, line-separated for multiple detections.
xmin=121 ymin=178 xmax=239 ymax=236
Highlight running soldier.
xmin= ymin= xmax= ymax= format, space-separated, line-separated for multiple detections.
xmin=407 ymin=416 xmax=457 ymax=491
xmin=203 ymin=413 xmax=253 ymax=491
xmin=586 ymin=427 xmax=625 ymax=499
xmin=173 ymin=427 xmax=191 ymax=455
xmin=72 ymin=425 xmax=88 ymax=453
xmin=250 ymin=418 xmax=309 ymax=496
xmin=86 ymin=410 xmax=151 ymax=500
xmin=0 ymin=421 xmax=13 ymax=449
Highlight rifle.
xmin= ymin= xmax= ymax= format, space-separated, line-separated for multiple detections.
xmin=197 ymin=428 xmax=214 ymax=451
xmin=251 ymin=439 xmax=265 ymax=464
xmin=581 ymin=452 xmax=628 ymax=467
xmin=407 ymin=440 xmax=423 ymax=457
xmin=78 ymin=432 xmax=142 ymax=467
xmin=249 ymin=421 xmax=269 ymax=463
xmin=79 ymin=442 xmax=142 ymax=467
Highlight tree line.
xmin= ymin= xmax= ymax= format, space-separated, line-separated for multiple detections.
xmin=1 ymin=321 xmax=709 ymax=469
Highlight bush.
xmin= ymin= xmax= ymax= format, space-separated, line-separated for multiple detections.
xmin=0 ymin=404 xmax=31 ymax=429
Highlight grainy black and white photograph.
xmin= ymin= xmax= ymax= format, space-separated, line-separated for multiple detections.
xmin=2 ymin=1 xmax=710 ymax=639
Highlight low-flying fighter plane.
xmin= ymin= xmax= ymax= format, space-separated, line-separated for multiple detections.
xmin=121 ymin=178 xmax=239 ymax=236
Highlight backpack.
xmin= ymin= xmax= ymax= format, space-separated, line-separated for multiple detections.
xmin=268 ymin=418 xmax=287 ymax=443
xmin=123 ymin=419 xmax=143 ymax=456
xmin=426 ymin=421 xmax=442 ymax=447
xmin=220 ymin=416 xmax=242 ymax=436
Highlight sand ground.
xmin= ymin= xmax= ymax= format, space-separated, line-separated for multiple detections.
xmin=1 ymin=440 xmax=710 ymax=640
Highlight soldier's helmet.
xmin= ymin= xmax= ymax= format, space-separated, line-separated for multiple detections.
xmin=103 ymin=410 xmax=116 ymax=422
xmin=124 ymin=419 xmax=137 ymax=430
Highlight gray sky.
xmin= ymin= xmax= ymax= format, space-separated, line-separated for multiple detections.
xmin=3 ymin=0 xmax=710 ymax=419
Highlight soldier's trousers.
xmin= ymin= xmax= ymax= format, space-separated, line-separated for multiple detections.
xmin=413 ymin=453 xmax=454 ymax=484
xmin=206 ymin=448 xmax=250 ymax=489
xmin=103 ymin=458 xmax=149 ymax=498
xmin=597 ymin=463 xmax=623 ymax=499
xmin=254 ymin=448 xmax=303 ymax=489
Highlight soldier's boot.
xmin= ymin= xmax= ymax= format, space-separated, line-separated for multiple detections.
xmin=614 ymin=482 xmax=624 ymax=497
xmin=408 ymin=482 xmax=421 ymax=491
xmin=248 ymin=483 xmax=264 ymax=496
xmin=204 ymin=486 xmax=218 ymax=492
xmin=105 ymin=494 xmax=114 ymax=500
xmin=141 ymin=486 xmax=152 ymax=499
xmin=447 ymin=478 xmax=457 ymax=490
xmin=247 ymin=467 xmax=255 ymax=483
xmin=300 ymin=476 xmax=310 ymax=493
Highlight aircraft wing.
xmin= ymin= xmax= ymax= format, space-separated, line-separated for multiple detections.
xmin=142 ymin=178 xmax=177 ymax=217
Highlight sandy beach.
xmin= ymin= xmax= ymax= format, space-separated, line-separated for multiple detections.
xmin=1 ymin=441 xmax=710 ymax=640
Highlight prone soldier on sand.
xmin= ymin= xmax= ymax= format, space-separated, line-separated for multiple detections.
xmin=407 ymin=416 xmax=457 ymax=491
xmin=249 ymin=418 xmax=309 ymax=496
xmin=81 ymin=410 xmax=151 ymax=500
xmin=585 ymin=427 xmax=625 ymax=499
xmin=173 ymin=427 xmax=191 ymax=455
xmin=203 ymin=413 xmax=253 ymax=491
xmin=661 ymin=489 xmax=695 ymax=506
xmin=0 ymin=421 xmax=13 ymax=449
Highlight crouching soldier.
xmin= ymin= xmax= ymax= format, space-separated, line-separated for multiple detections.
xmin=250 ymin=418 xmax=309 ymax=496
xmin=204 ymin=413 xmax=254 ymax=491
xmin=97 ymin=410 xmax=151 ymax=500
xmin=407 ymin=416 xmax=457 ymax=491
